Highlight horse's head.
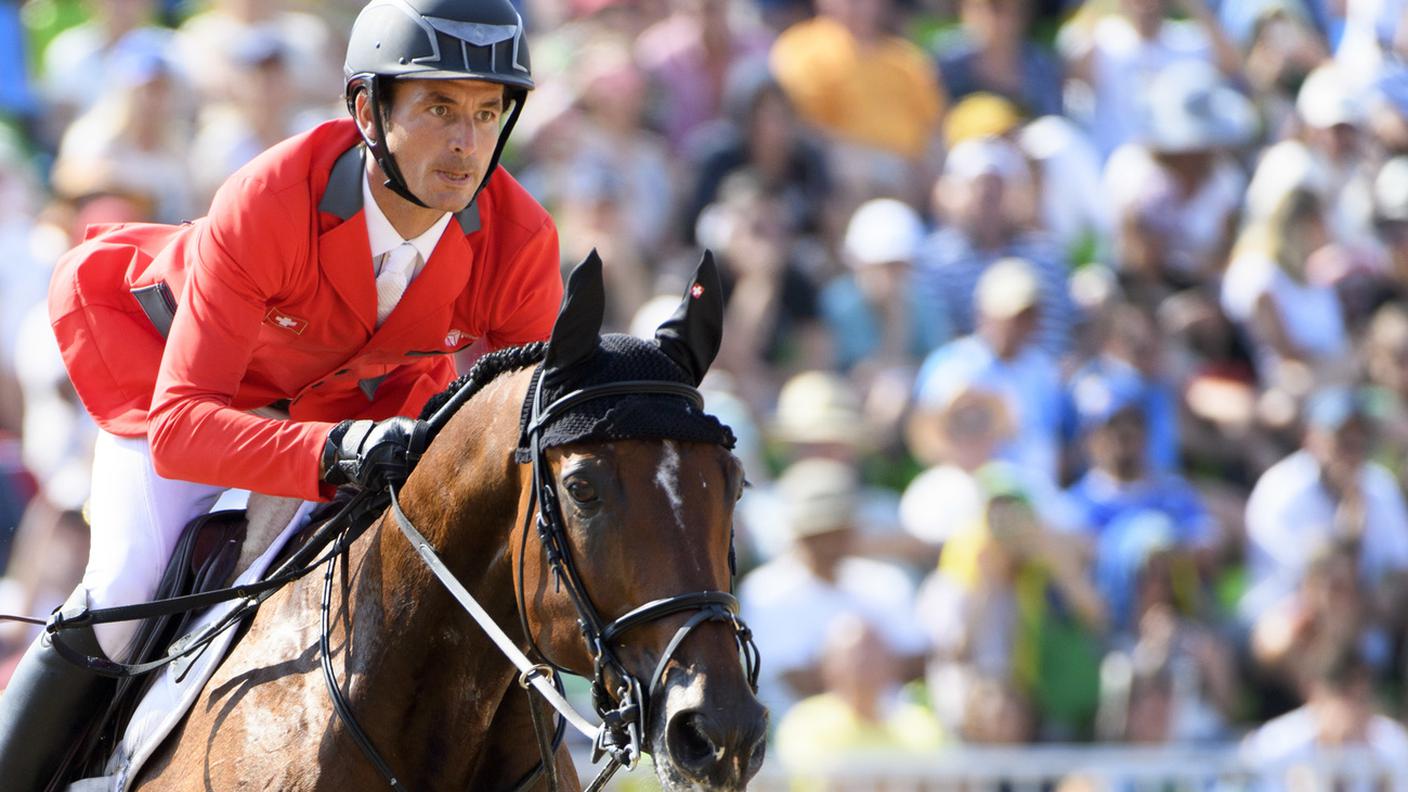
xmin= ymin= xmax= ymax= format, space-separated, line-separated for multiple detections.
xmin=513 ymin=252 xmax=767 ymax=791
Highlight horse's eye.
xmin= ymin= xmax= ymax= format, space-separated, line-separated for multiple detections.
xmin=565 ymin=478 xmax=598 ymax=504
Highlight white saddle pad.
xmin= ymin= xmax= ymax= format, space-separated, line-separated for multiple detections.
xmin=68 ymin=499 xmax=317 ymax=792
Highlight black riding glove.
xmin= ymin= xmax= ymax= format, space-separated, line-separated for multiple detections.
xmin=320 ymin=417 xmax=430 ymax=492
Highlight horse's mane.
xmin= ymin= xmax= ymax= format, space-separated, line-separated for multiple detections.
xmin=418 ymin=341 xmax=548 ymax=420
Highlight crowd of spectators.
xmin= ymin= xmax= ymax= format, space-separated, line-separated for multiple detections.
xmin=4 ymin=0 xmax=1408 ymax=785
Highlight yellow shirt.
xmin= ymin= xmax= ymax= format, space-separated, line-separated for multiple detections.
xmin=775 ymin=692 xmax=946 ymax=784
xmin=769 ymin=17 xmax=946 ymax=160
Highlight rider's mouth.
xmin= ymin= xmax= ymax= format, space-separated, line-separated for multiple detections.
xmin=436 ymin=170 xmax=472 ymax=185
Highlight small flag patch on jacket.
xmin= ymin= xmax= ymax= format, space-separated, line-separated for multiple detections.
xmin=264 ymin=309 xmax=308 ymax=335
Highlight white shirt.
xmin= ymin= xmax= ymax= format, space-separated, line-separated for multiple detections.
xmin=1242 ymin=450 xmax=1408 ymax=620
xmin=1240 ymin=705 xmax=1408 ymax=792
xmin=361 ymin=166 xmax=453 ymax=282
xmin=738 ymin=553 xmax=927 ymax=713
xmin=1221 ymin=251 xmax=1349 ymax=373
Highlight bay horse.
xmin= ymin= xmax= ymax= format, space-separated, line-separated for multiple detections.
xmin=126 ymin=252 xmax=768 ymax=790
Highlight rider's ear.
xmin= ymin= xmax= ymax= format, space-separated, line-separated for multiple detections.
xmin=654 ymin=249 xmax=723 ymax=386
xmin=544 ymin=249 xmax=605 ymax=380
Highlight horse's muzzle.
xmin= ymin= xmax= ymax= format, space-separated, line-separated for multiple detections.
xmin=652 ymin=668 xmax=768 ymax=791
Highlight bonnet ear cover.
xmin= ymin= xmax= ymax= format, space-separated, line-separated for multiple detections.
xmin=543 ymin=249 xmax=605 ymax=381
xmin=653 ymin=250 xmax=724 ymax=386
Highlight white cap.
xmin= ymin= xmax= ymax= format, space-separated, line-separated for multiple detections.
xmin=1376 ymin=156 xmax=1408 ymax=222
xmin=843 ymin=198 xmax=925 ymax=267
xmin=1142 ymin=60 xmax=1256 ymax=152
xmin=771 ymin=370 xmax=869 ymax=447
xmin=976 ymin=257 xmax=1041 ymax=319
xmin=779 ymin=457 xmax=860 ymax=538
xmin=943 ymin=136 xmax=1029 ymax=186
xmin=1297 ymin=64 xmax=1364 ymax=129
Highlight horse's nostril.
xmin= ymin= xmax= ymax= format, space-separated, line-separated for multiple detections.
xmin=667 ymin=711 xmax=718 ymax=771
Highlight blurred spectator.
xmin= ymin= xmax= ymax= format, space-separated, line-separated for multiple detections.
xmin=1065 ymin=364 xmax=1217 ymax=634
xmin=1246 ymin=64 xmax=1375 ymax=247
xmin=775 ymin=614 xmax=945 ymax=777
xmin=1251 ymin=539 xmax=1392 ymax=695
xmin=1223 ymin=188 xmax=1353 ymax=390
xmin=822 ymin=197 xmax=949 ymax=374
xmin=902 ymin=383 xmax=1079 ymax=548
xmin=1074 ymin=303 xmax=1181 ymax=474
xmin=188 ymin=30 xmax=327 ymax=210
xmin=1018 ymin=114 xmax=1114 ymax=260
xmin=914 ymin=258 xmax=1065 ymax=482
xmin=634 ymin=0 xmax=770 ymax=152
xmin=49 ymin=33 xmax=193 ymax=222
xmin=935 ymin=0 xmax=1064 ymax=117
xmin=918 ymin=466 xmax=1107 ymax=739
xmin=739 ymin=457 xmax=928 ymax=715
xmin=1241 ymin=387 xmax=1408 ymax=622
xmin=173 ymin=0 xmax=339 ymax=108
xmin=38 ymin=0 xmax=160 ymax=133
xmin=1241 ymin=647 xmax=1408 ymax=791
xmin=562 ymin=44 xmax=674 ymax=259
xmin=1097 ymin=552 xmax=1239 ymax=742
xmin=703 ymin=173 xmax=828 ymax=411
xmin=769 ymin=0 xmax=946 ymax=163
xmin=679 ymin=70 xmax=830 ymax=245
xmin=1370 ymin=154 xmax=1408 ymax=305
xmin=1368 ymin=67 xmax=1408 ymax=157
xmin=920 ymin=136 xmax=1074 ymax=357
xmin=1105 ymin=60 xmax=1252 ymax=293
xmin=1242 ymin=1 xmax=1331 ymax=136
xmin=1363 ymin=304 xmax=1408 ymax=493
xmin=1063 ymin=0 xmax=1243 ymax=158
xmin=943 ymin=94 xmax=1112 ymax=260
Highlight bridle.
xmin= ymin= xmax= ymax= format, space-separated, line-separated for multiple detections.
xmin=327 ymin=367 xmax=760 ymax=791
xmin=513 ymin=369 xmax=761 ymax=782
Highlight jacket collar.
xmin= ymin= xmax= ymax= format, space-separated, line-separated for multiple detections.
xmin=319 ymin=146 xmax=481 ymax=234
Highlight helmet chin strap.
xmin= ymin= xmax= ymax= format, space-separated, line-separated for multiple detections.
xmin=353 ymin=76 xmax=527 ymax=215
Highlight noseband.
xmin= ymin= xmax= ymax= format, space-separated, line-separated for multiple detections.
xmin=514 ymin=370 xmax=761 ymax=778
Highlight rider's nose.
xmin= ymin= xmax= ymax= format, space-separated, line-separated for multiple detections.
xmin=665 ymin=705 xmax=767 ymax=787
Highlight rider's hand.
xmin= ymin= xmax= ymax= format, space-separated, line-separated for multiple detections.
xmin=320 ymin=417 xmax=430 ymax=492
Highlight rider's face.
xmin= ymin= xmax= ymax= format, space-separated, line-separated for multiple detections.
xmin=363 ymin=78 xmax=508 ymax=212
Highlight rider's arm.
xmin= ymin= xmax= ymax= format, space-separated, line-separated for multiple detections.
xmin=147 ymin=175 xmax=338 ymax=501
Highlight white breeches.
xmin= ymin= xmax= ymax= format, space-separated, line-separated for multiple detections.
xmin=82 ymin=431 xmax=227 ymax=658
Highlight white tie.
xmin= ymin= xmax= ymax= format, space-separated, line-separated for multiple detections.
xmin=374 ymin=242 xmax=418 ymax=326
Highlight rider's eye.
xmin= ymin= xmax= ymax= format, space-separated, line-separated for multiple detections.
xmin=565 ymin=478 xmax=598 ymax=504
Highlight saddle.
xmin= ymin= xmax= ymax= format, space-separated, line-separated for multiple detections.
xmin=62 ymin=494 xmax=337 ymax=784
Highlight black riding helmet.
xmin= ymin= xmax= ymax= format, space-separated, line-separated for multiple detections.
xmin=343 ymin=0 xmax=533 ymax=209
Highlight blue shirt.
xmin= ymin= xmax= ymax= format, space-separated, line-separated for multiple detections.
xmin=915 ymin=227 xmax=1074 ymax=358
xmin=1066 ymin=469 xmax=1214 ymax=632
xmin=820 ymin=273 xmax=951 ymax=372
xmin=935 ymin=34 xmax=1065 ymax=118
xmin=915 ymin=334 xmax=1063 ymax=481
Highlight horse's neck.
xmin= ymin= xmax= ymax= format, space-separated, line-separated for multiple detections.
xmin=333 ymin=370 xmax=541 ymax=787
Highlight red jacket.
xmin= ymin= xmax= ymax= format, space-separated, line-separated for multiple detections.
xmin=49 ymin=119 xmax=563 ymax=501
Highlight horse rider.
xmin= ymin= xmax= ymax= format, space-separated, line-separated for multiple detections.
xmin=0 ymin=0 xmax=563 ymax=785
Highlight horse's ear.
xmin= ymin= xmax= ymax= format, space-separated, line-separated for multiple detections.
xmin=544 ymin=250 xmax=605 ymax=377
xmin=654 ymin=249 xmax=724 ymax=386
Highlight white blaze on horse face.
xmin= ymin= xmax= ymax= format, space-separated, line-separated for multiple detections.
xmin=654 ymin=440 xmax=686 ymax=533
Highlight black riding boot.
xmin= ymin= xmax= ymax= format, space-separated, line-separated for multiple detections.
xmin=0 ymin=622 xmax=112 ymax=791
